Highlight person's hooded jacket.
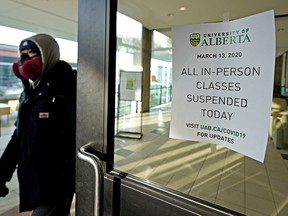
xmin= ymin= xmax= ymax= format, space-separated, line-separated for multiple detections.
xmin=0 ymin=34 xmax=76 ymax=212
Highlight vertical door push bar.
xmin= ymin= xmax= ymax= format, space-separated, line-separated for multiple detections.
xmin=78 ymin=143 xmax=104 ymax=216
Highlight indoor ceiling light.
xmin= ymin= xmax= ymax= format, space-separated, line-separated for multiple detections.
xmin=179 ymin=7 xmax=187 ymax=11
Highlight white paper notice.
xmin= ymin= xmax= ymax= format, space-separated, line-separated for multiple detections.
xmin=120 ymin=71 xmax=142 ymax=101
xmin=170 ymin=10 xmax=275 ymax=162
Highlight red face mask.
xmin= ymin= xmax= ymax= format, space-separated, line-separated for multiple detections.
xmin=12 ymin=53 xmax=43 ymax=81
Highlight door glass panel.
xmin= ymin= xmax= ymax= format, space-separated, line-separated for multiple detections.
xmin=114 ymin=8 xmax=288 ymax=216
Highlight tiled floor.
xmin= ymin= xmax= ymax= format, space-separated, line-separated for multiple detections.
xmin=1 ymin=105 xmax=288 ymax=216
xmin=114 ymin=104 xmax=288 ymax=216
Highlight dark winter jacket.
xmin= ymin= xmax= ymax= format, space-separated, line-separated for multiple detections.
xmin=0 ymin=34 xmax=76 ymax=212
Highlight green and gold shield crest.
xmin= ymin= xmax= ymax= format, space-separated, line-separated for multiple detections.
xmin=190 ymin=33 xmax=200 ymax=47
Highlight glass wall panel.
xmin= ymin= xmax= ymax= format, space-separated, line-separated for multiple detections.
xmin=115 ymin=13 xmax=143 ymax=137
xmin=150 ymin=31 xmax=172 ymax=108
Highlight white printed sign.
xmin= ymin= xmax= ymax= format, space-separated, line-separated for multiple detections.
xmin=169 ymin=10 xmax=275 ymax=162
xmin=119 ymin=71 xmax=142 ymax=101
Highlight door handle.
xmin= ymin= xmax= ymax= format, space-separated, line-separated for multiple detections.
xmin=78 ymin=142 xmax=104 ymax=216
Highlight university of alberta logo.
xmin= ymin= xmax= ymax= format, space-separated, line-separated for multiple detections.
xmin=190 ymin=33 xmax=200 ymax=47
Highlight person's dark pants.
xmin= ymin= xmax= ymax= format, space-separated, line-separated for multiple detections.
xmin=32 ymin=194 xmax=74 ymax=216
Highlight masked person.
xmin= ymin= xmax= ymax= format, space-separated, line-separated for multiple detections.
xmin=0 ymin=34 xmax=76 ymax=216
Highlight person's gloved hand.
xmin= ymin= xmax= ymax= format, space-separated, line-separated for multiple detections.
xmin=0 ymin=183 xmax=9 ymax=197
